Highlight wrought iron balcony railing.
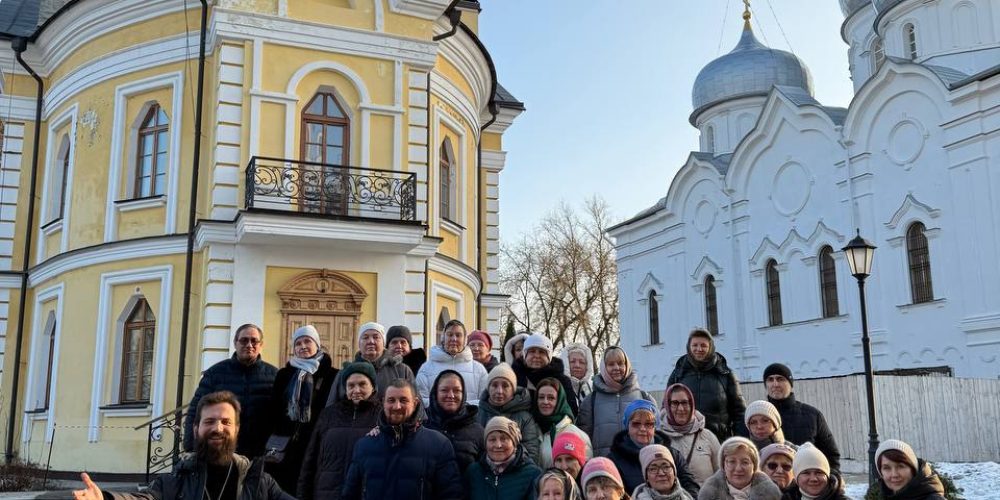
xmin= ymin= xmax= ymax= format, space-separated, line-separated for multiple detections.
xmin=245 ymin=156 xmax=418 ymax=222
xmin=134 ymin=404 xmax=187 ymax=484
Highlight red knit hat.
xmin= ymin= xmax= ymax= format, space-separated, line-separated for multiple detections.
xmin=553 ymin=432 xmax=587 ymax=466
xmin=469 ymin=330 xmax=492 ymax=350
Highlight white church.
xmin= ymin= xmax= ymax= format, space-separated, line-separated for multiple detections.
xmin=609 ymin=0 xmax=1000 ymax=389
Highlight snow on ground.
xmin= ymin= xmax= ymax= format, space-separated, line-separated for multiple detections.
xmin=843 ymin=462 xmax=1000 ymax=500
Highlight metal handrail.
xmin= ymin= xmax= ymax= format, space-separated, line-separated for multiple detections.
xmin=134 ymin=404 xmax=188 ymax=484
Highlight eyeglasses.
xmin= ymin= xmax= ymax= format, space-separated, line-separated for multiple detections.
xmin=629 ymin=422 xmax=656 ymax=429
xmin=766 ymin=462 xmax=793 ymax=472
xmin=647 ymin=464 xmax=675 ymax=476
xmin=237 ymin=338 xmax=262 ymax=346
xmin=668 ymin=400 xmax=691 ymax=408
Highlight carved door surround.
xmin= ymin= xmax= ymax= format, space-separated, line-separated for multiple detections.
xmin=278 ymin=269 xmax=368 ymax=366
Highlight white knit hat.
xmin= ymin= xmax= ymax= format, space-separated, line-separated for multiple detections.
xmin=292 ymin=325 xmax=321 ymax=347
xmin=523 ymin=333 xmax=553 ymax=359
xmin=357 ymin=321 xmax=386 ymax=347
xmin=745 ymin=400 xmax=783 ymax=428
xmin=792 ymin=442 xmax=830 ymax=478
xmin=875 ymin=439 xmax=918 ymax=475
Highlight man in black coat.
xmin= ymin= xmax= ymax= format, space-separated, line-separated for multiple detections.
xmin=511 ymin=333 xmax=580 ymax=416
xmin=342 ymin=380 xmax=463 ymax=500
xmin=184 ymin=323 xmax=278 ymax=457
xmin=763 ymin=363 xmax=842 ymax=472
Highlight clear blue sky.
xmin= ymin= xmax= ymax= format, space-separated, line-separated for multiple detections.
xmin=478 ymin=1 xmax=856 ymax=242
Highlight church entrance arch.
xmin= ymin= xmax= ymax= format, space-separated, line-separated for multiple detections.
xmin=278 ymin=269 xmax=368 ymax=367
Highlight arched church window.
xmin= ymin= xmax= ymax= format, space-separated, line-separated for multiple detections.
xmin=301 ymin=92 xmax=350 ymax=165
xmin=648 ymin=290 xmax=660 ymax=345
xmin=704 ymin=275 xmax=719 ymax=335
xmin=907 ymin=222 xmax=934 ymax=303
xmin=766 ymin=259 xmax=783 ymax=326
xmin=819 ymin=246 xmax=839 ymax=318
xmin=870 ymin=38 xmax=886 ymax=73
xmin=705 ymin=126 xmax=716 ymax=154
xmin=903 ymin=23 xmax=918 ymax=59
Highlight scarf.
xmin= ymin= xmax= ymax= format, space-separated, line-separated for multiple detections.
xmin=686 ymin=336 xmax=717 ymax=371
xmin=599 ymin=346 xmax=631 ymax=393
xmin=727 ymin=482 xmax=751 ymax=500
xmin=660 ymin=383 xmax=699 ymax=434
xmin=532 ymin=383 xmax=575 ymax=440
xmin=286 ymin=352 xmax=323 ymax=423
xmin=487 ymin=449 xmax=517 ymax=476
xmin=749 ymin=428 xmax=785 ymax=450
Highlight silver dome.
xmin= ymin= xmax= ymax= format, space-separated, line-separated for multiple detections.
xmin=690 ymin=26 xmax=814 ymax=123
xmin=839 ymin=0 xmax=869 ymax=16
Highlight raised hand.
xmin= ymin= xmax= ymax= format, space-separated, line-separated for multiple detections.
xmin=73 ymin=473 xmax=104 ymax=500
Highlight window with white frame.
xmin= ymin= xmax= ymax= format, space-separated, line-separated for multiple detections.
xmin=907 ymin=222 xmax=934 ymax=304
xmin=705 ymin=126 xmax=716 ymax=154
xmin=819 ymin=246 xmax=839 ymax=318
xmin=134 ymin=104 xmax=169 ymax=198
xmin=870 ymin=38 xmax=886 ymax=74
xmin=439 ymin=139 xmax=455 ymax=222
xmin=30 ymin=311 xmax=57 ymax=411
xmin=704 ymin=275 xmax=719 ymax=335
xmin=46 ymin=135 xmax=71 ymax=223
xmin=903 ymin=23 xmax=918 ymax=59
xmin=120 ymin=298 xmax=156 ymax=404
xmin=766 ymin=259 xmax=783 ymax=326
xmin=648 ymin=290 xmax=660 ymax=345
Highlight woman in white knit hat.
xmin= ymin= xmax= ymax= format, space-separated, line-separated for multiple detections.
xmin=872 ymin=439 xmax=946 ymax=499
xmin=266 ymin=325 xmax=337 ymax=493
xmin=744 ymin=400 xmax=797 ymax=451
xmin=697 ymin=437 xmax=781 ymax=500
xmin=631 ymin=444 xmax=694 ymax=500
xmin=779 ymin=442 xmax=848 ymax=499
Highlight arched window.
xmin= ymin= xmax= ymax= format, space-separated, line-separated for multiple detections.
xmin=48 ymin=134 xmax=71 ymax=222
xmin=819 ymin=246 xmax=839 ymax=318
xmin=907 ymin=222 xmax=934 ymax=303
xmin=766 ymin=260 xmax=783 ymax=326
xmin=870 ymin=37 xmax=886 ymax=73
xmin=135 ymin=104 xmax=169 ymax=198
xmin=120 ymin=298 xmax=155 ymax=403
xmin=439 ymin=139 xmax=453 ymax=221
xmin=903 ymin=23 xmax=918 ymax=59
xmin=704 ymin=275 xmax=719 ymax=335
xmin=301 ymin=92 xmax=349 ymax=166
xmin=648 ymin=290 xmax=660 ymax=345
xmin=705 ymin=126 xmax=716 ymax=154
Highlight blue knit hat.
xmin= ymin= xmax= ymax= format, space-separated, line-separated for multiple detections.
xmin=622 ymin=399 xmax=659 ymax=428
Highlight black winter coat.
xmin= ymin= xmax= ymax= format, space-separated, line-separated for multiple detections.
xmin=424 ymin=381 xmax=484 ymax=473
xmin=297 ymin=395 xmax=381 ymax=500
xmin=105 ymin=453 xmax=293 ymax=500
xmin=184 ymin=354 xmax=278 ymax=457
xmin=266 ymin=354 xmax=338 ymax=493
xmin=781 ymin=474 xmax=850 ymax=500
xmin=768 ymin=393 xmax=841 ymax=472
xmin=605 ymin=429 xmax=700 ymax=497
xmin=667 ymin=353 xmax=747 ymax=441
xmin=511 ymin=357 xmax=580 ymax=416
xmin=482 ymin=355 xmax=500 ymax=373
xmin=878 ymin=460 xmax=947 ymax=500
xmin=404 ymin=348 xmax=427 ymax=377
xmin=342 ymin=409 xmax=463 ymax=500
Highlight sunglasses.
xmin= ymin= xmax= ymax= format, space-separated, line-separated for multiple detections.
xmin=237 ymin=337 xmax=262 ymax=346
xmin=766 ymin=462 xmax=793 ymax=472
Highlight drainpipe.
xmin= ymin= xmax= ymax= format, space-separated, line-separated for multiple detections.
xmin=174 ymin=0 xmax=209 ymax=429
xmin=5 ymin=37 xmax=44 ymax=464
xmin=432 ymin=1 xmax=463 ymax=42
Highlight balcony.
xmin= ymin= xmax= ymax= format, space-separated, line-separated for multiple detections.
xmin=245 ymin=156 xmax=418 ymax=223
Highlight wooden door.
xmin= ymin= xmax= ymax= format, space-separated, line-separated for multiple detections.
xmin=283 ymin=314 xmax=355 ymax=367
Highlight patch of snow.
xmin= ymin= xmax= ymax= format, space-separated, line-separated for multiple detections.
xmin=843 ymin=462 xmax=1000 ymax=500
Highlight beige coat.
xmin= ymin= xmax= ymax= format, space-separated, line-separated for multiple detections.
xmin=661 ymin=411 xmax=721 ymax=486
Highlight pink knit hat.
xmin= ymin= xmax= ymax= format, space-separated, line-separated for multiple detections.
xmin=553 ymin=432 xmax=587 ymax=466
xmin=581 ymin=457 xmax=624 ymax=491
xmin=469 ymin=330 xmax=492 ymax=350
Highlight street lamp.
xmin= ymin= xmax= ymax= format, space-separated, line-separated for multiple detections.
xmin=843 ymin=230 xmax=879 ymax=485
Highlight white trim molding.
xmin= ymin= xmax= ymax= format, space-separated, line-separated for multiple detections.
xmin=21 ymin=283 xmax=64 ymax=444
xmin=388 ymin=0 xmax=450 ymax=20
xmin=29 ymin=236 xmax=186 ymax=287
xmin=88 ymin=265 xmax=173 ymax=442
xmin=36 ymin=104 xmax=78 ymax=264
xmin=428 ymin=254 xmax=481 ymax=294
xmin=104 ymin=71 xmax=184 ymax=242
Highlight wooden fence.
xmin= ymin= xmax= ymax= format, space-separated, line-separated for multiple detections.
xmin=653 ymin=374 xmax=1000 ymax=465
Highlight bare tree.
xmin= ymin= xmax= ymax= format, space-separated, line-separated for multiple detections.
xmin=500 ymin=196 xmax=619 ymax=363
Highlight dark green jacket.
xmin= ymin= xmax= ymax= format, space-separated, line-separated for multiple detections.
xmin=463 ymin=446 xmax=541 ymax=500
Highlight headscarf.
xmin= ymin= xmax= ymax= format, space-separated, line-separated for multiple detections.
xmin=598 ymin=346 xmax=632 ymax=393
xmin=532 ymin=378 xmax=575 ymax=440
xmin=286 ymin=350 xmax=324 ymax=422
xmin=427 ymin=369 xmax=467 ymax=424
xmin=685 ymin=329 xmax=717 ymax=370
xmin=660 ymin=383 xmax=703 ymax=434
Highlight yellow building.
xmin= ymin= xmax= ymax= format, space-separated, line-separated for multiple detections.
xmin=0 ymin=0 xmax=521 ymax=474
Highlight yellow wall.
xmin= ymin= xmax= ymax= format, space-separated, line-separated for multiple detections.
xmin=427 ymin=270 xmax=477 ymax=333
xmin=482 ymin=132 xmax=502 ymax=151
xmin=260 ymin=266 xmax=378 ymax=366
xmin=119 ymin=88 xmax=175 ymax=200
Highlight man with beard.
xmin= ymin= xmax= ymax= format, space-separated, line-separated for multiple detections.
xmin=184 ymin=324 xmax=277 ymax=457
xmin=73 ymin=391 xmax=293 ymax=500
xmin=342 ymin=380 xmax=463 ymax=500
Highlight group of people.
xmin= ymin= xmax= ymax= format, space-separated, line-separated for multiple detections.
xmin=73 ymin=323 xmax=949 ymax=500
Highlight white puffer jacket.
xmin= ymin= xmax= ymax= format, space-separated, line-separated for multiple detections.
xmin=415 ymin=345 xmax=489 ymax=407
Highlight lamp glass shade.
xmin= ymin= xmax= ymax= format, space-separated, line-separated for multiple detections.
xmin=843 ymin=233 xmax=877 ymax=278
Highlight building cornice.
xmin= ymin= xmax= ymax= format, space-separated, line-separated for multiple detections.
xmin=388 ymin=0 xmax=451 ymax=21
xmin=428 ymin=253 xmax=482 ymax=293
xmin=28 ymin=235 xmax=187 ymax=287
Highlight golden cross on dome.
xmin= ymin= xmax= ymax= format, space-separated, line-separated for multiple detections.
xmin=743 ymin=0 xmax=752 ymax=29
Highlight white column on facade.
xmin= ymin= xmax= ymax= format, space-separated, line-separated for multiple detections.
xmin=212 ymin=42 xmax=246 ymax=221
xmin=407 ymin=70 xmax=429 ymax=223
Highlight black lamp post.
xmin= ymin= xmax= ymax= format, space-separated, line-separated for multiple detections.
xmin=843 ymin=230 xmax=879 ymax=485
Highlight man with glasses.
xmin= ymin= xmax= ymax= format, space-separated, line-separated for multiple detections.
xmin=184 ymin=324 xmax=278 ymax=457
